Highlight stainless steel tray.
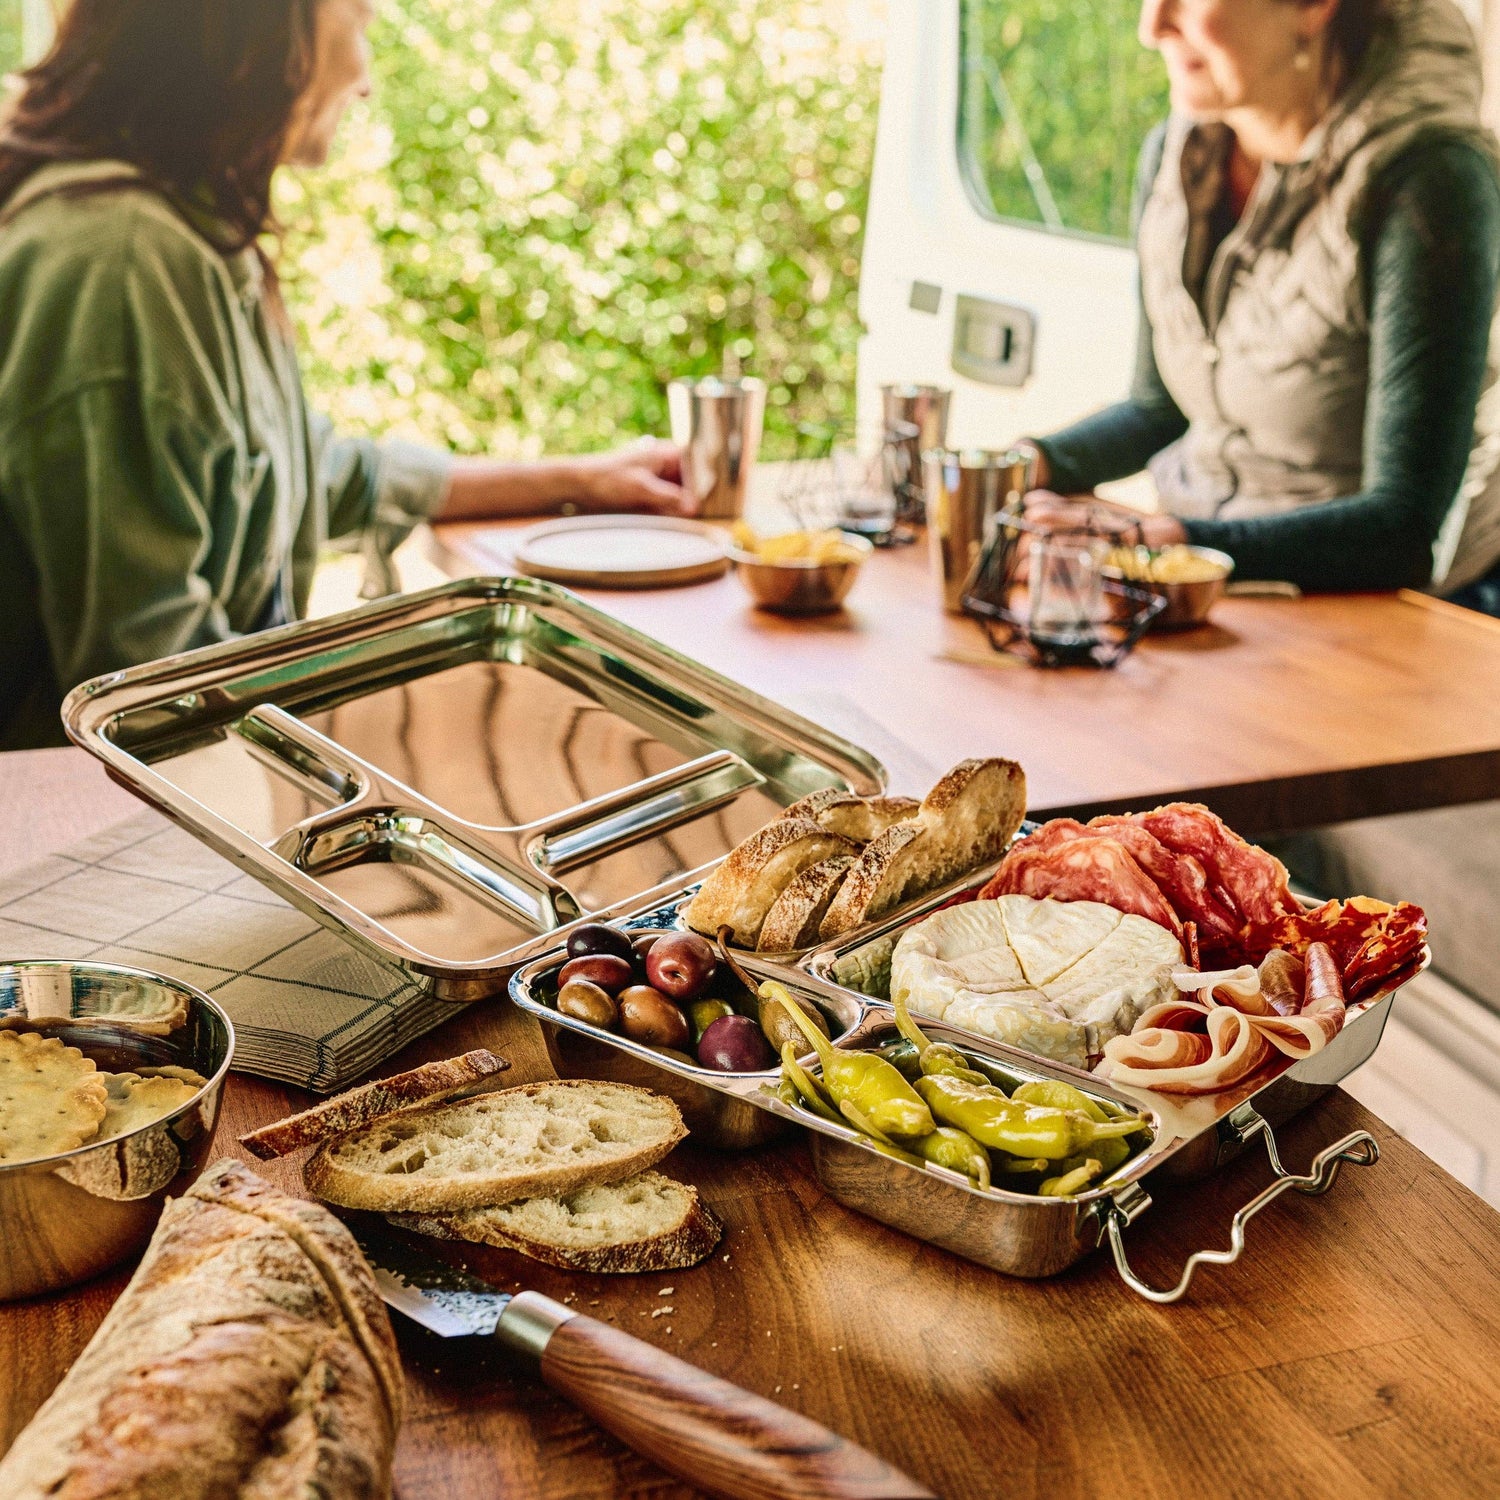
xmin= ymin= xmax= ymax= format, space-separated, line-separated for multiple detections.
xmin=63 ymin=578 xmax=886 ymax=999
xmin=511 ymin=903 xmax=1422 ymax=1299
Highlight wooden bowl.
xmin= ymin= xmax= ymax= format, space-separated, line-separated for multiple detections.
xmin=728 ymin=534 xmax=873 ymax=614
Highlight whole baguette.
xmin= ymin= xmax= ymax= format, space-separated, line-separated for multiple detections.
xmin=240 ymin=1048 xmax=509 ymax=1160
xmin=0 ymin=1158 xmax=402 ymax=1500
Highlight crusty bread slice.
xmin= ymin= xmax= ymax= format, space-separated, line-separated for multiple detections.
xmin=818 ymin=824 xmax=924 ymax=939
xmin=819 ymin=759 xmax=1028 ymax=939
xmin=241 ymin=1049 xmax=509 ymax=1160
xmin=682 ymin=818 xmax=858 ymax=947
xmin=389 ymin=1170 xmax=722 ymax=1274
xmin=783 ymin=790 xmax=920 ymax=843
xmin=303 ymin=1080 xmax=686 ymax=1214
xmin=757 ymin=855 xmax=855 ymax=951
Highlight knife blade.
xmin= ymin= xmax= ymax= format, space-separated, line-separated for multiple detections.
xmin=348 ymin=1220 xmax=934 ymax=1500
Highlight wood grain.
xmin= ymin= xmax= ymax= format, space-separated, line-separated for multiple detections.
xmin=7 ymin=660 xmax=1500 ymax=1496
xmin=437 ymin=517 xmax=1500 ymax=838
xmin=538 ymin=1310 xmax=935 ymax=1499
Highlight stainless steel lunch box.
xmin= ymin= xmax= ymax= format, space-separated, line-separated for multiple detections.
xmin=512 ymin=888 xmax=1418 ymax=1301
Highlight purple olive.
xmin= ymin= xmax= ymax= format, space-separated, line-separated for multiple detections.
xmin=566 ymin=923 xmax=635 ymax=962
xmin=697 ymin=1013 xmax=775 ymax=1073
xmin=558 ymin=954 xmax=634 ymax=995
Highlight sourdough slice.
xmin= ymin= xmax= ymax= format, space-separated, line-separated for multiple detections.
xmin=0 ymin=1158 xmax=402 ymax=1500
xmin=819 ymin=759 xmax=1028 ymax=939
xmin=682 ymin=818 xmax=858 ymax=947
xmin=784 ymin=791 xmax=921 ymax=843
xmin=241 ymin=1049 xmax=509 ymax=1160
xmin=818 ymin=823 xmax=924 ymax=940
xmin=757 ymin=855 xmax=855 ymax=951
xmin=389 ymin=1170 xmax=722 ymax=1274
xmin=304 ymin=1080 xmax=686 ymax=1214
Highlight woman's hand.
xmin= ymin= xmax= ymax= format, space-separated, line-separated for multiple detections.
xmin=573 ymin=439 xmax=690 ymax=514
xmin=1023 ymin=489 xmax=1188 ymax=547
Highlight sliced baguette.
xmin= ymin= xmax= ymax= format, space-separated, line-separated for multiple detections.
xmin=786 ymin=791 xmax=921 ymax=844
xmin=241 ymin=1049 xmax=509 ymax=1160
xmin=303 ymin=1080 xmax=686 ymax=1214
xmin=389 ymin=1170 xmax=722 ymax=1274
xmin=819 ymin=758 xmax=1028 ymax=938
xmin=682 ymin=818 xmax=858 ymax=947
xmin=757 ymin=855 xmax=855 ymax=951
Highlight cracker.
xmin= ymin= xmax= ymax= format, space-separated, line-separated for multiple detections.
xmin=0 ymin=1031 xmax=108 ymax=1164
xmin=98 ymin=1073 xmax=201 ymax=1141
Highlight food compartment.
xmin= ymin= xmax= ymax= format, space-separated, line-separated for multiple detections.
xmin=764 ymin=1008 xmax=1162 ymax=1279
xmin=510 ymin=928 xmax=866 ymax=1149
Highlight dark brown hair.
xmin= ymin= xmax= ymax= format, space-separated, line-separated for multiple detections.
xmin=1325 ymin=0 xmax=1391 ymax=88
xmin=0 ymin=0 xmax=319 ymax=253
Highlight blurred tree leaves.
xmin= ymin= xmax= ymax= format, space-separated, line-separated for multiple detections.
xmin=278 ymin=0 xmax=883 ymax=459
xmin=961 ymin=0 xmax=1167 ymax=240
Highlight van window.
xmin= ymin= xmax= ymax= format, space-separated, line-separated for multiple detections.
xmin=958 ymin=1 xmax=1169 ymax=242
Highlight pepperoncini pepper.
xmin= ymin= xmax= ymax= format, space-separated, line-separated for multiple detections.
xmin=765 ymin=981 xmax=934 ymax=1138
xmin=1012 ymin=1079 xmax=1109 ymax=1123
xmin=914 ymin=1074 xmax=1146 ymax=1161
xmin=893 ymin=994 xmax=992 ymax=1086
xmin=838 ymin=1099 xmax=993 ymax=1192
xmin=1039 ymin=1159 xmax=1103 ymax=1197
xmin=778 ymin=1043 xmax=843 ymax=1126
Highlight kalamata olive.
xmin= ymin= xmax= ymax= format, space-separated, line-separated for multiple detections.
xmin=698 ymin=1013 xmax=775 ymax=1073
xmin=558 ymin=954 xmax=634 ymax=995
xmin=566 ymin=922 xmax=634 ymax=962
xmin=645 ymin=931 xmax=718 ymax=1001
xmin=688 ymin=997 xmax=734 ymax=1044
xmin=617 ymin=985 xmax=691 ymax=1049
xmin=631 ymin=932 xmax=661 ymax=963
xmin=758 ymin=989 xmax=830 ymax=1053
xmin=556 ymin=978 xmax=618 ymax=1029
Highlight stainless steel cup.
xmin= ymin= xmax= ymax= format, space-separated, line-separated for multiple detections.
xmin=881 ymin=385 xmax=952 ymax=526
xmin=923 ymin=447 xmax=1032 ymax=614
xmin=667 ymin=376 xmax=767 ymax=520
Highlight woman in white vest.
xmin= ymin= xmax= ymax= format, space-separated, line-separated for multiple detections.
xmin=1020 ymin=0 xmax=1500 ymax=608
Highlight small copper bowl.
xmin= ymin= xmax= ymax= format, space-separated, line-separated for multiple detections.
xmin=729 ymin=533 xmax=873 ymax=615
xmin=1102 ymin=545 xmax=1234 ymax=630
xmin=0 ymin=961 xmax=233 ymax=1300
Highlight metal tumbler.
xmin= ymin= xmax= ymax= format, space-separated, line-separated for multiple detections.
xmin=881 ymin=384 xmax=952 ymax=527
xmin=667 ymin=376 xmax=767 ymax=520
xmin=923 ymin=447 xmax=1032 ymax=614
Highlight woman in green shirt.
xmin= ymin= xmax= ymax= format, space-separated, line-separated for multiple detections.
xmin=0 ymin=0 xmax=688 ymax=748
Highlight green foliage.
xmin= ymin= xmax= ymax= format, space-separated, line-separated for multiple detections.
xmin=279 ymin=0 xmax=883 ymax=459
xmin=960 ymin=0 xmax=1168 ymax=241
xmin=0 ymin=2 xmax=22 ymax=79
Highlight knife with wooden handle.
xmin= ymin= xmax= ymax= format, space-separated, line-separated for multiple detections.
xmin=349 ymin=1220 xmax=934 ymax=1500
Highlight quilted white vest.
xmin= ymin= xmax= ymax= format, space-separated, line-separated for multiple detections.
xmin=1137 ymin=0 xmax=1500 ymax=590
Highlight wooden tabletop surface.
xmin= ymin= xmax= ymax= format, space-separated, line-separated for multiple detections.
xmin=5 ymin=749 xmax=1500 ymax=1499
xmin=437 ymin=516 xmax=1500 ymax=838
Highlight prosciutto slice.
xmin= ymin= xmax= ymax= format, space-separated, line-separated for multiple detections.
xmin=981 ymin=836 xmax=1184 ymax=937
xmin=1097 ymin=942 xmax=1347 ymax=1095
xmin=1131 ymin=803 xmax=1298 ymax=929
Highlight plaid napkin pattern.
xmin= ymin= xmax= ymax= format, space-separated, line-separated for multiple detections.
xmin=0 ymin=813 xmax=455 ymax=1092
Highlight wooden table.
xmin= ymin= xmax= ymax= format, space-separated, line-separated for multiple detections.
xmin=438 ymin=519 xmax=1500 ymax=837
xmin=5 ymin=749 xmax=1500 ymax=1499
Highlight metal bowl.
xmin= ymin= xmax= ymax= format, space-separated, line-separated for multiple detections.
xmin=0 ymin=961 xmax=233 ymax=1301
xmin=728 ymin=533 xmax=873 ymax=615
xmin=1102 ymin=544 xmax=1234 ymax=630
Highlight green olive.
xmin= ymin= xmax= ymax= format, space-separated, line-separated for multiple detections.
xmin=688 ymin=998 xmax=734 ymax=1043
xmin=557 ymin=978 xmax=618 ymax=1029
xmin=758 ymin=989 xmax=831 ymax=1052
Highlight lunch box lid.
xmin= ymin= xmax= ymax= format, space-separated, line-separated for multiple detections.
xmin=63 ymin=576 xmax=887 ymax=996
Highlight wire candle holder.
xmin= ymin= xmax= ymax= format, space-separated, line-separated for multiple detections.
xmin=776 ymin=421 xmax=923 ymax=546
xmin=961 ymin=500 xmax=1166 ymax=668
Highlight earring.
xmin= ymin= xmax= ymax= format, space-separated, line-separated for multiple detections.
xmin=1293 ymin=37 xmax=1312 ymax=71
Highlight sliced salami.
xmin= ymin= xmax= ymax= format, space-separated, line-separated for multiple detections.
xmin=1088 ymin=814 xmax=1242 ymax=944
xmin=982 ymin=836 xmax=1184 ymax=937
xmin=1131 ymin=803 xmax=1297 ymax=929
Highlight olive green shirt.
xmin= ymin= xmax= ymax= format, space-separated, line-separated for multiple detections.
xmin=0 ymin=160 xmax=453 ymax=748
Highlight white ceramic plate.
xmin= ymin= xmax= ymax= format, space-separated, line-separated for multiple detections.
xmin=513 ymin=515 xmax=730 ymax=589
